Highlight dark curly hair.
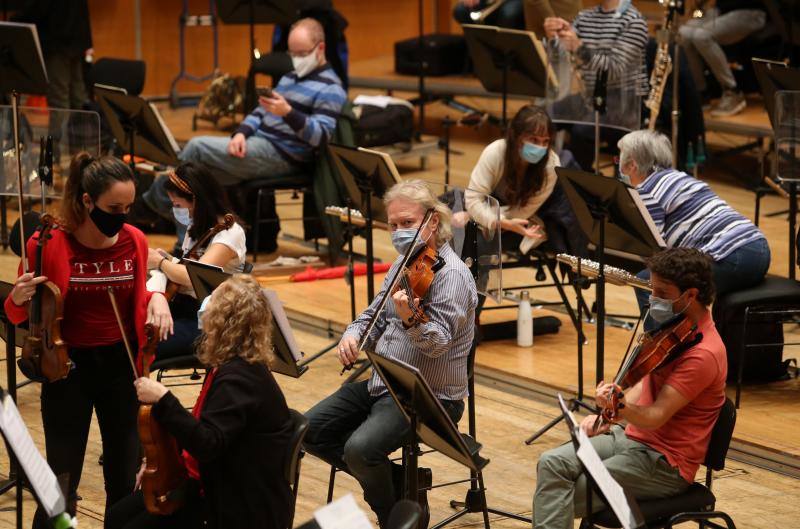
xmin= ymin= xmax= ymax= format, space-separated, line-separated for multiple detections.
xmin=646 ymin=248 xmax=715 ymax=306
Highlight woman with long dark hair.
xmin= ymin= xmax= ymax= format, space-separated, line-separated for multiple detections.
xmin=4 ymin=153 xmax=172 ymax=527
xmin=145 ymin=162 xmax=247 ymax=361
xmin=107 ymin=274 xmax=293 ymax=529
xmin=466 ymin=104 xmax=559 ymax=253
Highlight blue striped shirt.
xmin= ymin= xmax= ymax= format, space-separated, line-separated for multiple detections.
xmin=637 ymin=169 xmax=766 ymax=260
xmin=236 ymin=64 xmax=347 ymax=164
xmin=343 ymin=244 xmax=477 ymax=401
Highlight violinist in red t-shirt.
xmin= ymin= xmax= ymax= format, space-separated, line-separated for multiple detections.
xmin=4 ymin=153 xmax=173 ymax=528
xmin=533 ymin=247 xmax=728 ymax=529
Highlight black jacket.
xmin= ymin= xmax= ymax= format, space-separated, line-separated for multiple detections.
xmin=13 ymin=0 xmax=92 ymax=54
xmin=152 ymin=357 xmax=293 ymax=529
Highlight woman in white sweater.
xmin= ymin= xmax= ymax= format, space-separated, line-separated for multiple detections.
xmin=466 ymin=105 xmax=560 ymax=254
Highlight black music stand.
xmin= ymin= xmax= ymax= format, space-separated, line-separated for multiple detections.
xmin=365 ymin=350 xmax=494 ymax=529
xmin=183 ymin=260 xmax=308 ymax=378
xmin=753 ymin=58 xmax=800 ymax=279
xmin=94 ymin=86 xmax=181 ymax=170
xmin=0 ymin=385 xmax=76 ymax=529
xmin=328 ymin=144 xmax=399 ymax=302
xmin=526 ymin=168 xmax=663 ymax=444
xmin=556 ymin=394 xmax=646 ymax=529
xmin=462 ymin=24 xmax=552 ymax=126
xmin=0 ymin=21 xmax=47 ymax=256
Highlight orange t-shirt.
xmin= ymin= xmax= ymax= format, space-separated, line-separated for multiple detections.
xmin=625 ymin=312 xmax=728 ymax=483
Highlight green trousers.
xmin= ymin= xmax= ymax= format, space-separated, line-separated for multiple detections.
xmin=533 ymin=426 xmax=689 ymax=529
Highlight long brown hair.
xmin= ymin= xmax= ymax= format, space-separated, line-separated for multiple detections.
xmin=60 ymin=152 xmax=135 ymax=231
xmin=500 ymin=105 xmax=555 ymax=207
xmin=163 ymin=162 xmax=236 ymax=242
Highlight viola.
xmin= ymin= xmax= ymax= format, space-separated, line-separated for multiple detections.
xmin=599 ymin=315 xmax=699 ymax=425
xmin=19 ymin=214 xmax=72 ymax=382
xmin=107 ymin=289 xmax=187 ymax=515
xmin=163 ymin=213 xmax=235 ymax=301
xmin=138 ymin=324 xmax=187 ymax=515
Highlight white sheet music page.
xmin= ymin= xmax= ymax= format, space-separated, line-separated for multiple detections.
xmin=263 ymin=290 xmax=303 ymax=361
xmin=314 ymin=494 xmax=374 ymax=529
xmin=0 ymin=392 xmax=65 ymax=516
xmin=576 ymin=428 xmax=638 ymax=529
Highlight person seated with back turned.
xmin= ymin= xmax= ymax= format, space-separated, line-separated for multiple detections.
xmin=145 ymin=162 xmax=247 ymax=362
xmin=615 ymin=130 xmax=770 ymax=328
xmin=534 ymin=247 xmax=727 ymax=529
xmin=107 ymin=274 xmax=293 ymax=529
xmin=453 ymin=0 xmax=525 ymax=29
xmin=303 ymin=180 xmax=478 ymax=528
xmin=141 ymin=17 xmax=346 ymax=240
xmin=543 ymin=0 xmax=649 ymax=171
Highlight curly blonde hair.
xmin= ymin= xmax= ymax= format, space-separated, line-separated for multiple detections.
xmin=197 ymin=274 xmax=274 ymax=368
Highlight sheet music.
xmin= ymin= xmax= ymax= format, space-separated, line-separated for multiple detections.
xmin=149 ymin=102 xmax=181 ymax=156
xmin=0 ymin=392 xmax=65 ymax=516
xmin=314 ymin=494 xmax=374 ymax=529
xmin=263 ymin=290 xmax=303 ymax=361
xmin=627 ymin=188 xmax=666 ymax=248
xmin=575 ymin=428 xmax=639 ymax=529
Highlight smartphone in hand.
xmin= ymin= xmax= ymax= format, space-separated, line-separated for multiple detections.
xmin=256 ymin=87 xmax=273 ymax=99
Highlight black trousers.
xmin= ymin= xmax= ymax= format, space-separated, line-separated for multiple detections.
xmin=105 ymin=482 xmax=205 ymax=529
xmin=155 ymin=294 xmax=201 ymax=361
xmin=33 ymin=342 xmax=140 ymax=528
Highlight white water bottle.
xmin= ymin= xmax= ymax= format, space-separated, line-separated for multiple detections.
xmin=517 ymin=290 xmax=533 ymax=347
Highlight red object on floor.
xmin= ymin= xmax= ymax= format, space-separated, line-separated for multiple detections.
xmin=290 ymin=262 xmax=392 ymax=282
xmin=25 ymin=95 xmax=48 ymax=108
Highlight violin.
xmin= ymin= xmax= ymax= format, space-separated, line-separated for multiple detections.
xmin=599 ymin=315 xmax=700 ymax=425
xmin=19 ymin=215 xmax=72 ymax=382
xmin=163 ymin=213 xmax=235 ymax=301
xmin=391 ymin=245 xmax=444 ymax=326
xmin=107 ymin=289 xmax=187 ymax=515
xmin=341 ymin=210 xmax=440 ymax=374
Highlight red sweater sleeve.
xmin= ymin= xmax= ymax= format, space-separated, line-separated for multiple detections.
xmin=3 ymin=236 xmax=41 ymax=325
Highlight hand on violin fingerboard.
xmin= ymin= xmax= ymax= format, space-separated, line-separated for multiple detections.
xmin=392 ymin=290 xmax=420 ymax=327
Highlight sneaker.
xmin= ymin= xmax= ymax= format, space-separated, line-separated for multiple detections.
xmin=710 ymin=90 xmax=746 ymax=117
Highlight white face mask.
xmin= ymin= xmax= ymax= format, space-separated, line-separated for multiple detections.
xmin=291 ymin=45 xmax=320 ymax=78
xmin=197 ymin=295 xmax=212 ymax=330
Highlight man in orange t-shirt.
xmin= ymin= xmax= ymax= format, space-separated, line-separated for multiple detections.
xmin=533 ymin=247 xmax=728 ymax=529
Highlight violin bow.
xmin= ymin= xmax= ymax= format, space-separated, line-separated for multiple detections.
xmin=107 ymin=287 xmax=140 ymax=379
xmin=340 ymin=209 xmax=434 ymax=374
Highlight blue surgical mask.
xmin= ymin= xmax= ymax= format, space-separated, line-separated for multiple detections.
xmin=391 ymin=227 xmax=428 ymax=255
xmin=172 ymin=207 xmax=192 ymax=227
xmin=618 ymin=169 xmax=632 ymax=187
xmin=520 ymin=142 xmax=548 ymax=164
xmin=197 ymin=295 xmax=211 ymax=330
xmin=647 ymin=292 xmax=687 ymax=324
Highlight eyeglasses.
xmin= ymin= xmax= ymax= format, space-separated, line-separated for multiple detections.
xmin=288 ymin=43 xmax=320 ymax=59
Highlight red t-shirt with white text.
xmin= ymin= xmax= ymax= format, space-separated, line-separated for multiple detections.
xmin=625 ymin=312 xmax=728 ymax=483
xmin=63 ymin=230 xmax=137 ymax=347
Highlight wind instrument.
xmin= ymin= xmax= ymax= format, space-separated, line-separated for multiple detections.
xmin=556 ymin=253 xmax=652 ymax=291
xmin=645 ymin=0 xmax=680 ymax=131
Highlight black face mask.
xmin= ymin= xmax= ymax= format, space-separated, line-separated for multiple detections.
xmin=89 ymin=204 xmax=127 ymax=237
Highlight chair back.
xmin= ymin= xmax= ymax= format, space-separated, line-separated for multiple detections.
xmin=386 ymin=499 xmax=422 ymax=529
xmin=92 ymin=58 xmax=146 ymax=96
xmin=704 ymin=398 xmax=737 ymax=471
xmin=284 ymin=409 xmax=310 ymax=486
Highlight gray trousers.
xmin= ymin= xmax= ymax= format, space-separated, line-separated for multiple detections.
xmin=533 ymin=426 xmax=689 ymax=529
xmin=142 ymin=134 xmax=301 ymax=244
xmin=679 ymin=7 xmax=767 ymax=91
xmin=304 ymin=380 xmax=464 ymax=524
xmin=45 ymin=50 xmax=87 ymax=111
xmin=178 ymin=134 xmax=300 ymax=186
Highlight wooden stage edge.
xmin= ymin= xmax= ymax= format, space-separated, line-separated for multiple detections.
xmin=271 ymin=274 xmax=800 ymax=480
